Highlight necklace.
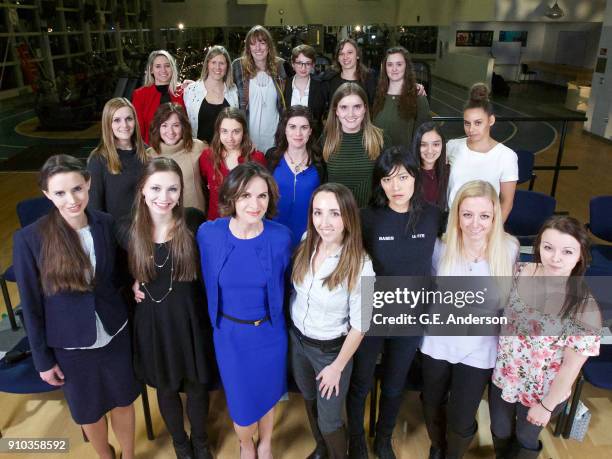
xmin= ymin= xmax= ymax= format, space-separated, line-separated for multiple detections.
xmin=286 ymin=151 xmax=307 ymax=173
xmin=464 ymin=245 xmax=486 ymax=271
xmin=142 ymin=249 xmax=174 ymax=303
xmin=150 ymin=242 xmax=170 ymax=268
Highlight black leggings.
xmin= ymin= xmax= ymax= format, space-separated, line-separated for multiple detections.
xmin=156 ymin=381 xmax=209 ymax=444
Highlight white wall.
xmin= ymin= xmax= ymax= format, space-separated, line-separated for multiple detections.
xmin=432 ymin=50 xmax=494 ymax=88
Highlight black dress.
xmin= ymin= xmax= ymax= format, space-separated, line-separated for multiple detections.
xmin=119 ymin=208 xmax=214 ymax=391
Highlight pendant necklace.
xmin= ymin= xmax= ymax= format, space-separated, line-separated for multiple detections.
xmin=465 ymin=245 xmax=486 ymax=272
xmin=142 ymin=248 xmax=174 ymax=303
xmin=286 ymin=152 xmax=307 ymax=173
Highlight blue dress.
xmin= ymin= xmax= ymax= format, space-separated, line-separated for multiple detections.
xmin=273 ymin=157 xmax=320 ymax=247
xmin=196 ymin=218 xmax=292 ymax=427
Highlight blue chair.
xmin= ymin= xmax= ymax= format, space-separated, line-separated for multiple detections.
xmin=516 ymin=150 xmax=536 ymax=190
xmin=506 ymin=190 xmax=556 ymax=245
xmin=588 ymin=196 xmax=612 ymax=272
xmin=1 ymin=197 xmax=53 ymax=330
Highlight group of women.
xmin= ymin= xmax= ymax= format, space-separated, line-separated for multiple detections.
xmin=12 ymin=23 xmax=601 ymax=459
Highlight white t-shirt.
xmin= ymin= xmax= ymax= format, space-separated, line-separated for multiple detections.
xmin=446 ymin=138 xmax=518 ymax=208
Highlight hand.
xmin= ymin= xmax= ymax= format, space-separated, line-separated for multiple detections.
xmin=416 ymin=83 xmax=427 ymax=97
xmin=526 ymin=403 xmax=552 ymax=428
xmin=40 ymin=364 xmax=65 ymax=386
xmin=181 ymin=79 xmax=195 ymax=90
xmin=316 ymin=364 xmax=342 ymax=399
xmin=133 ymin=280 xmax=145 ymax=303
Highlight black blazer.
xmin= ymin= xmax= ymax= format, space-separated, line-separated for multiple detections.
xmin=13 ymin=208 xmax=128 ymax=372
xmin=283 ymin=75 xmax=328 ymax=137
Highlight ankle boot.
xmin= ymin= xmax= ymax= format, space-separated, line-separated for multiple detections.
xmin=191 ymin=435 xmax=212 ymax=459
xmin=323 ymin=427 xmax=348 ymax=459
xmin=421 ymin=402 xmax=447 ymax=458
xmin=304 ymin=399 xmax=328 ymax=459
xmin=492 ymin=434 xmax=515 ymax=459
xmin=173 ymin=438 xmax=195 ymax=459
xmin=445 ymin=428 xmax=475 ymax=459
xmin=514 ymin=441 xmax=542 ymax=459
xmin=347 ymin=433 xmax=368 ymax=459
xmin=373 ymin=433 xmax=395 ymax=459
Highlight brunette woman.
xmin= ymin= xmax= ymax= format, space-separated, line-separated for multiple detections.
xmin=88 ymin=97 xmax=148 ymax=221
xmin=290 ymin=182 xmax=374 ymax=459
xmin=132 ymin=50 xmax=185 ymax=143
xmin=420 ymin=180 xmax=518 ymax=459
xmin=490 ymin=216 xmax=601 ymax=458
xmin=267 ymin=105 xmax=325 ymax=247
xmin=147 ymin=103 xmax=207 ymax=212
xmin=447 ymin=83 xmax=518 ymax=221
xmin=347 ymin=148 xmax=440 ymax=459
xmin=322 ymin=82 xmax=386 ymax=208
xmin=123 ymin=157 xmax=213 ymax=459
xmin=199 ymin=107 xmax=266 ymax=220
xmin=282 ymin=44 xmax=327 ymax=137
xmin=13 ymin=155 xmax=139 ymax=459
xmin=232 ymin=25 xmax=287 ymax=152
xmin=412 ymin=121 xmax=449 ymax=211
xmin=197 ymin=163 xmax=292 ymax=459
xmin=184 ymin=45 xmax=239 ymax=144
xmin=372 ymin=46 xmax=431 ymax=147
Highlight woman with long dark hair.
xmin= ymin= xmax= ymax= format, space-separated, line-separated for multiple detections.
xmin=13 ymin=155 xmax=140 ymax=459
xmin=412 ymin=121 xmax=449 ymax=211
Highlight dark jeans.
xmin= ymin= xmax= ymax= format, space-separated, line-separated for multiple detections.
xmin=421 ymin=353 xmax=492 ymax=438
xmin=489 ymin=384 xmax=564 ymax=450
xmin=289 ymin=327 xmax=353 ymax=434
xmin=156 ymin=381 xmax=209 ymax=444
xmin=347 ymin=335 xmax=421 ymax=437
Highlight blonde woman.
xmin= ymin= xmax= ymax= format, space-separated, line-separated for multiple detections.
xmin=322 ymin=82 xmax=386 ymax=207
xmin=420 ymin=180 xmax=518 ymax=459
xmin=184 ymin=45 xmax=239 ymax=144
xmin=232 ymin=25 xmax=286 ymax=152
xmin=87 ymin=97 xmax=148 ymax=221
xmin=132 ymin=50 xmax=185 ymax=143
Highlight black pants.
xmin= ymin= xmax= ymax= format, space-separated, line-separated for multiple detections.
xmin=421 ymin=353 xmax=492 ymax=438
xmin=346 ymin=335 xmax=421 ymax=437
xmin=156 ymin=381 xmax=209 ymax=444
xmin=488 ymin=384 xmax=564 ymax=450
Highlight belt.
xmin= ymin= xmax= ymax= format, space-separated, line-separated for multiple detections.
xmin=221 ymin=312 xmax=269 ymax=326
xmin=291 ymin=323 xmax=346 ymax=351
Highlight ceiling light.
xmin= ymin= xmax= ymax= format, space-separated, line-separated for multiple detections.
xmin=545 ymin=2 xmax=564 ymax=19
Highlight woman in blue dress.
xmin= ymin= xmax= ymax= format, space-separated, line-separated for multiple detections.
xmin=196 ymin=162 xmax=292 ymax=459
xmin=267 ymin=105 xmax=325 ymax=246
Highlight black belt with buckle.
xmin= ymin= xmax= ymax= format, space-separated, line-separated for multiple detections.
xmin=221 ymin=312 xmax=269 ymax=326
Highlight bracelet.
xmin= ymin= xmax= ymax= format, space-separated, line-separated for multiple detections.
xmin=539 ymin=400 xmax=553 ymax=413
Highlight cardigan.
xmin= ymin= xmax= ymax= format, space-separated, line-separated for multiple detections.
xmin=147 ymin=138 xmax=207 ymax=212
xmin=232 ymin=58 xmax=287 ymax=115
xmin=132 ymin=84 xmax=185 ymax=144
xmin=184 ymin=80 xmax=239 ymax=137
xmin=196 ymin=217 xmax=292 ymax=329
xmin=12 ymin=209 xmax=128 ymax=372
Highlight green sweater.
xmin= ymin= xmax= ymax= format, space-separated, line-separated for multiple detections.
xmin=326 ymin=130 xmax=380 ymax=208
xmin=374 ymin=94 xmax=431 ymax=147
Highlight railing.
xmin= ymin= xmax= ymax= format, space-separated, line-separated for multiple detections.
xmin=432 ymin=115 xmax=588 ymax=198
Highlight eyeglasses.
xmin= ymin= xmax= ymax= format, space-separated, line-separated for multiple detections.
xmin=294 ymin=61 xmax=313 ymax=68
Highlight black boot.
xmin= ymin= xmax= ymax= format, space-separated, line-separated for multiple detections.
xmin=348 ymin=433 xmax=368 ymax=459
xmin=372 ymin=394 xmax=403 ymax=459
xmin=172 ymin=438 xmax=195 ymax=459
xmin=422 ymin=402 xmax=447 ymax=459
xmin=323 ymin=427 xmax=348 ymax=459
xmin=513 ymin=441 xmax=542 ymax=459
xmin=492 ymin=434 xmax=516 ymax=459
xmin=304 ymin=399 xmax=328 ymax=459
xmin=445 ymin=428 xmax=475 ymax=459
xmin=191 ymin=436 xmax=213 ymax=459
xmin=373 ymin=433 xmax=395 ymax=459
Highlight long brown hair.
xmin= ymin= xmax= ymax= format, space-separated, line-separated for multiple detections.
xmin=323 ymin=82 xmax=384 ymax=161
xmin=209 ymin=107 xmax=255 ymax=182
xmin=292 ymin=183 xmax=367 ymax=292
xmin=332 ymin=38 xmax=370 ymax=83
xmin=39 ymin=155 xmax=93 ymax=295
xmin=240 ymin=25 xmax=281 ymax=80
xmin=464 ymin=82 xmax=494 ymax=115
xmin=372 ymin=46 xmax=417 ymax=120
xmin=128 ymin=157 xmax=198 ymax=283
xmin=149 ymin=103 xmax=194 ymax=152
xmin=89 ymin=97 xmax=148 ymax=174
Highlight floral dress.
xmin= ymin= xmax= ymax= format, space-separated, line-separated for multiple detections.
xmin=492 ymin=265 xmax=600 ymax=407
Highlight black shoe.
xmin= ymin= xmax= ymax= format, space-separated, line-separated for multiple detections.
xmin=373 ymin=434 xmax=396 ymax=459
xmin=173 ymin=438 xmax=195 ymax=459
xmin=191 ymin=436 xmax=213 ymax=459
xmin=347 ymin=434 xmax=367 ymax=459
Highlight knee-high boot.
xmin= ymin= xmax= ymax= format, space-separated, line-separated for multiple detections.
xmin=323 ymin=426 xmax=348 ymax=459
xmin=422 ymin=402 xmax=447 ymax=459
xmin=446 ymin=427 xmax=476 ymax=459
xmin=304 ymin=399 xmax=328 ymax=459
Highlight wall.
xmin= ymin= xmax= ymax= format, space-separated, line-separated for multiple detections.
xmin=432 ymin=49 xmax=494 ymax=88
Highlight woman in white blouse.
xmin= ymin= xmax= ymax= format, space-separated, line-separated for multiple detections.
xmin=184 ymin=45 xmax=239 ymax=145
xmin=289 ymin=182 xmax=374 ymax=459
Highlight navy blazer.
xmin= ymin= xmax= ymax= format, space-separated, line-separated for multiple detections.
xmin=283 ymin=76 xmax=328 ymax=135
xmin=196 ymin=217 xmax=292 ymax=329
xmin=13 ymin=208 xmax=128 ymax=372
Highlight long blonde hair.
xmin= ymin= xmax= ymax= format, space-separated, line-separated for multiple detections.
xmin=90 ymin=97 xmax=148 ymax=174
xmin=323 ymin=82 xmax=384 ymax=162
xmin=240 ymin=25 xmax=281 ymax=80
xmin=143 ymin=50 xmax=180 ymax=95
xmin=200 ymin=45 xmax=234 ymax=88
xmin=292 ymin=183 xmax=367 ymax=292
xmin=439 ymin=180 xmax=517 ymax=277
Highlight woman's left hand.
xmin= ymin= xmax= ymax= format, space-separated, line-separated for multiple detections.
xmin=316 ymin=365 xmax=342 ymax=399
xmin=527 ymin=403 xmax=552 ymax=428
xmin=181 ymin=79 xmax=195 ymax=90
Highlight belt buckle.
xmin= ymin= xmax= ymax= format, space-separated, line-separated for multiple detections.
xmin=254 ymin=319 xmax=262 ymax=326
